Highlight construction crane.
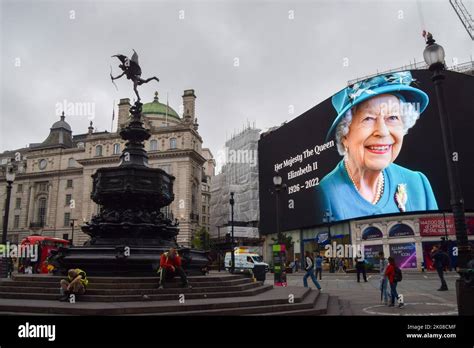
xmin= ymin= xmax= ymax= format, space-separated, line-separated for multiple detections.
xmin=450 ymin=0 xmax=474 ymax=40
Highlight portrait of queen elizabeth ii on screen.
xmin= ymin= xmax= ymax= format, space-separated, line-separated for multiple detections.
xmin=315 ymin=71 xmax=438 ymax=222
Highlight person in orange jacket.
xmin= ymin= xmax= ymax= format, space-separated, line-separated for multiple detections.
xmin=158 ymin=248 xmax=191 ymax=289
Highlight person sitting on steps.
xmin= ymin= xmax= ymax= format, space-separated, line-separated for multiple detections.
xmin=59 ymin=268 xmax=88 ymax=301
xmin=157 ymin=248 xmax=192 ymax=289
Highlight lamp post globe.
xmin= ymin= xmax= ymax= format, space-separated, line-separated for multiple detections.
xmin=423 ymin=32 xmax=445 ymax=71
xmin=273 ymin=174 xmax=282 ymax=187
xmin=5 ymin=171 xmax=15 ymax=184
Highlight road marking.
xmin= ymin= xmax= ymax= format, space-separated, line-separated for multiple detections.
xmin=423 ymin=275 xmax=428 ymax=279
xmin=362 ymin=302 xmax=458 ymax=316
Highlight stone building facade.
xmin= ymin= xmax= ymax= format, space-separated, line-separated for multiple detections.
xmin=0 ymin=90 xmax=214 ymax=247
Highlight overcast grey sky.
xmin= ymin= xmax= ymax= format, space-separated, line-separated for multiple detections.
xmin=1 ymin=0 xmax=473 ymax=167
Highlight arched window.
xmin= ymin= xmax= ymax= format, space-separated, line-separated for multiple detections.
xmin=37 ymin=197 xmax=47 ymax=226
xmin=388 ymin=224 xmax=414 ymax=238
xmin=113 ymin=143 xmax=121 ymax=155
xmin=170 ymin=138 xmax=177 ymax=149
xmin=150 ymin=139 xmax=158 ymax=151
xmin=95 ymin=145 xmax=103 ymax=157
xmin=68 ymin=158 xmax=75 ymax=167
xmin=362 ymin=226 xmax=383 ymax=240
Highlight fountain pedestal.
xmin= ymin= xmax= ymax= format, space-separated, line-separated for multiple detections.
xmin=56 ymin=102 xmax=208 ymax=276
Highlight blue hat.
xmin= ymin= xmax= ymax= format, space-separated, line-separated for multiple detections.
xmin=326 ymin=71 xmax=429 ymax=141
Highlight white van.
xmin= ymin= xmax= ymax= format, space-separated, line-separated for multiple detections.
xmin=224 ymin=248 xmax=269 ymax=274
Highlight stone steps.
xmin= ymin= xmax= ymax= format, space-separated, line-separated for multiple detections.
xmin=0 ymin=274 xmax=342 ymax=316
xmin=1 ymin=277 xmax=252 ymax=289
xmin=325 ymin=295 xmax=342 ymax=315
xmin=0 ymin=281 xmax=261 ymax=295
xmin=141 ymin=289 xmax=320 ymax=316
xmin=0 ymin=287 xmax=310 ymax=315
xmin=11 ymin=274 xmax=243 ymax=283
xmin=0 ymin=284 xmax=273 ymax=302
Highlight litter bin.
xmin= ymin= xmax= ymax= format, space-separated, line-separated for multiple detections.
xmin=253 ymin=264 xmax=266 ymax=282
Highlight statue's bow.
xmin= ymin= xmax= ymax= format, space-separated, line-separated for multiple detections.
xmin=110 ymin=65 xmax=118 ymax=91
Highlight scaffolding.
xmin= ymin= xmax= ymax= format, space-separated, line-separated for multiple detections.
xmin=209 ymin=126 xmax=261 ymax=239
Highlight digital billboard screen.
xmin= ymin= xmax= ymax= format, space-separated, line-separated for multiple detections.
xmin=258 ymin=70 xmax=474 ymax=234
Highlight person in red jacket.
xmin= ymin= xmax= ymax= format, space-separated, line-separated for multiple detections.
xmin=385 ymin=256 xmax=404 ymax=308
xmin=158 ymin=248 xmax=191 ymax=289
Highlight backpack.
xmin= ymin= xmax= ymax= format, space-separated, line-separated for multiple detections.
xmin=394 ymin=267 xmax=402 ymax=282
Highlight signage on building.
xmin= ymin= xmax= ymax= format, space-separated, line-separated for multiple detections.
xmin=389 ymin=242 xmax=417 ymax=269
xmin=419 ymin=216 xmax=474 ymax=236
xmin=363 ymin=244 xmax=384 ymax=268
xmin=223 ymin=226 xmax=259 ymax=238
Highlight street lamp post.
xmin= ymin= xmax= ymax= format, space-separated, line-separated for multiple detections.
xmin=272 ymin=174 xmax=286 ymax=242
xmin=323 ymin=210 xmax=334 ymax=272
xmin=1 ymin=165 xmax=16 ymax=278
xmin=2 ymin=166 xmax=15 ymax=245
xmin=229 ymin=192 xmax=235 ymax=274
xmin=423 ymin=32 xmax=473 ymax=315
xmin=70 ymin=218 xmax=77 ymax=246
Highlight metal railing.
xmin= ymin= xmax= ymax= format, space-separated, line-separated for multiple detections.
xmin=348 ymin=59 xmax=474 ymax=86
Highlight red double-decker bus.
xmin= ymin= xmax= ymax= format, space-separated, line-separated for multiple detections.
xmin=19 ymin=236 xmax=70 ymax=274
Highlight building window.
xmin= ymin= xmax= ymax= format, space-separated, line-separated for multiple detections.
xmin=65 ymin=194 xmax=72 ymax=206
xmin=66 ymin=179 xmax=73 ymax=188
xmin=64 ymin=212 xmax=71 ymax=227
xmin=62 ymin=233 xmax=69 ymax=240
xmin=113 ymin=143 xmax=121 ymax=155
xmin=150 ymin=139 xmax=158 ymax=151
xmin=77 ymin=142 xmax=85 ymax=148
xmin=95 ymin=145 xmax=103 ymax=157
xmin=37 ymin=197 xmax=47 ymax=225
xmin=170 ymin=138 xmax=177 ymax=149
xmin=17 ymin=184 xmax=23 ymax=193
xmin=15 ymin=197 xmax=21 ymax=209
xmin=14 ymin=215 xmax=20 ymax=228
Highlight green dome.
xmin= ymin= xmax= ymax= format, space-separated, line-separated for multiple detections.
xmin=142 ymin=92 xmax=180 ymax=119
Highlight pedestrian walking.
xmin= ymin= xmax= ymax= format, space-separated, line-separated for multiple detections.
xmin=385 ymin=256 xmax=404 ymax=308
xmin=338 ymin=258 xmax=345 ymax=273
xmin=355 ymin=256 xmax=367 ymax=282
xmin=315 ymin=252 xmax=323 ymax=280
xmin=378 ymin=251 xmax=390 ymax=305
xmin=431 ymin=245 xmax=449 ymax=291
xmin=303 ymin=251 xmax=322 ymax=290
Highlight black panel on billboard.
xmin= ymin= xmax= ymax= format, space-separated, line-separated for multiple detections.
xmin=258 ymin=70 xmax=474 ymax=235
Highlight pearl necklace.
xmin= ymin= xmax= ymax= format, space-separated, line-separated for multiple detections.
xmin=344 ymin=160 xmax=384 ymax=204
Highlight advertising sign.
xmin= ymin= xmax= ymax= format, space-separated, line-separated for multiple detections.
xmin=389 ymin=242 xmax=417 ymax=269
xmin=419 ymin=216 xmax=474 ymax=236
xmin=259 ymin=70 xmax=474 ymax=233
xmin=363 ymin=244 xmax=384 ymax=269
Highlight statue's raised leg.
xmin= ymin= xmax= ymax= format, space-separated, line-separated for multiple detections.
xmin=137 ymin=76 xmax=159 ymax=85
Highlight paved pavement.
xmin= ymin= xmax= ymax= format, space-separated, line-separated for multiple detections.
xmin=264 ymin=271 xmax=459 ymax=315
